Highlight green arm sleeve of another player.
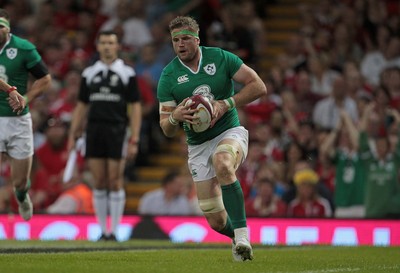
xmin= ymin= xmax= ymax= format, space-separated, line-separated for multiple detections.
xmin=25 ymin=49 xmax=41 ymax=69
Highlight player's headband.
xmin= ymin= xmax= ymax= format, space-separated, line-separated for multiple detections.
xmin=171 ymin=29 xmax=199 ymax=39
xmin=0 ymin=18 xmax=10 ymax=29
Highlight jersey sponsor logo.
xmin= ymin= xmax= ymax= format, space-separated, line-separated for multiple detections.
xmin=193 ymin=84 xmax=214 ymax=101
xmin=6 ymin=48 xmax=17 ymax=59
xmin=177 ymin=74 xmax=189 ymax=84
xmin=100 ymin=86 xmax=111 ymax=93
xmin=203 ymin=63 xmax=216 ymax=75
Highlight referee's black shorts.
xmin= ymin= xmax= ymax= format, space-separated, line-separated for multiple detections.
xmin=85 ymin=122 xmax=127 ymax=159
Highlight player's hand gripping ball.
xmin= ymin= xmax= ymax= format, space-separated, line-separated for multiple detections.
xmin=185 ymin=94 xmax=213 ymax=132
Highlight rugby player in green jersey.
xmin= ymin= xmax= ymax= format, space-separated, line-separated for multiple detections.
xmin=0 ymin=9 xmax=52 ymax=221
xmin=157 ymin=16 xmax=267 ymax=261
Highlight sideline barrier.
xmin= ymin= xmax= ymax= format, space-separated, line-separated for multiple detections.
xmin=0 ymin=214 xmax=399 ymax=246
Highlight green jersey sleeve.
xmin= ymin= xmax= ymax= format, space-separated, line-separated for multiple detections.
xmin=222 ymin=50 xmax=243 ymax=78
xmin=157 ymin=69 xmax=174 ymax=103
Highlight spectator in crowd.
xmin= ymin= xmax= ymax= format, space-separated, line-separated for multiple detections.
xmin=307 ymin=54 xmax=341 ymax=96
xmin=360 ymin=33 xmax=400 ymax=88
xmin=287 ymin=168 xmax=332 ymax=218
xmin=320 ymin=109 xmax=365 ymax=218
xmin=291 ymin=70 xmax=324 ymax=116
xmin=236 ymin=140 xmax=266 ymax=199
xmin=381 ymin=67 xmax=400 ymax=109
xmin=30 ymin=116 xmax=71 ymax=212
xmin=245 ymin=178 xmax=287 ymax=218
xmin=313 ymin=74 xmax=358 ymax=130
xmin=138 ymin=170 xmax=194 ymax=215
xmin=100 ymin=0 xmax=153 ymax=53
xmin=47 ymin=164 xmax=94 ymax=215
xmin=134 ymin=43 xmax=165 ymax=95
xmin=358 ymin=103 xmax=400 ymax=218
xmin=49 ymin=70 xmax=81 ymax=123
xmin=330 ymin=22 xmax=364 ymax=71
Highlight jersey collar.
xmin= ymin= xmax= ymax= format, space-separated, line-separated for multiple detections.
xmin=0 ymin=33 xmax=12 ymax=55
xmin=178 ymin=46 xmax=202 ymax=74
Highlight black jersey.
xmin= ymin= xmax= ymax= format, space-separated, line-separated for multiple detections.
xmin=79 ymin=59 xmax=140 ymax=124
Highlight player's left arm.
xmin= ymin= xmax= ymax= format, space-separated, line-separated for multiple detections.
xmin=126 ymin=75 xmax=142 ymax=160
xmin=26 ymin=61 xmax=52 ymax=103
xmin=127 ymin=101 xmax=142 ymax=160
xmin=211 ymin=64 xmax=267 ymax=126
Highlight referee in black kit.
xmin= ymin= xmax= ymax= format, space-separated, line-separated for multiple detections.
xmin=68 ymin=30 xmax=142 ymax=241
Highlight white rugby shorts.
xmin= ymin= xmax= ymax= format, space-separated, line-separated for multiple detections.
xmin=187 ymin=126 xmax=249 ymax=182
xmin=0 ymin=113 xmax=34 ymax=159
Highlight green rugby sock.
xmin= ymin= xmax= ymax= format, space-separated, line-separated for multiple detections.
xmin=15 ymin=179 xmax=31 ymax=203
xmin=221 ymin=180 xmax=247 ymax=229
xmin=218 ymin=216 xmax=234 ymax=238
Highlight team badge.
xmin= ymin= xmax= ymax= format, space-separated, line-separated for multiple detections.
xmin=203 ymin=63 xmax=216 ymax=75
xmin=6 ymin=48 xmax=17 ymax=59
xmin=110 ymin=74 xmax=119 ymax=86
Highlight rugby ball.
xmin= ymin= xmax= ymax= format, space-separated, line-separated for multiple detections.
xmin=185 ymin=94 xmax=213 ymax=132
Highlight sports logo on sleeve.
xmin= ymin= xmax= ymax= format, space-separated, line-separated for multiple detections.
xmin=203 ymin=63 xmax=216 ymax=75
xmin=6 ymin=48 xmax=17 ymax=60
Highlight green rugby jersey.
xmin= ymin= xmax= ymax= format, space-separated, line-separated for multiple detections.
xmin=333 ymin=151 xmax=365 ymax=207
xmin=157 ymin=46 xmax=242 ymax=145
xmin=359 ymin=132 xmax=400 ymax=218
xmin=0 ymin=34 xmax=42 ymax=116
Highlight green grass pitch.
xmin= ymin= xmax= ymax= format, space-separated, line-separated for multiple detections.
xmin=0 ymin=240 xmax=399 ymax=273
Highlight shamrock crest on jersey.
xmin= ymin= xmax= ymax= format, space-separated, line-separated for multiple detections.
xmin=193 ymin=84 xmax=214 ymax=101
xmin=6 ymin=48 xmax=17 ymax=59
xmin=203 ymin=63 xmax=216 ymax=75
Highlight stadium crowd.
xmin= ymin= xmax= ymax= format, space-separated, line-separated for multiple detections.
xmin=0 ymin=0 xmax=400 ymax=219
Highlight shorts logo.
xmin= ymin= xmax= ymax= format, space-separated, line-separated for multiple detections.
xmin=191 ymin=169 xmax=198 ymax=178
xmin=203 ymin=63 xmax=216 ymax=75
xmin=177 ymin=74 xmax=189 ymax=84
xmin=6 ymin=48 xmax=17 ymax=59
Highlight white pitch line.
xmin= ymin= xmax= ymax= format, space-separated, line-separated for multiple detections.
xmin=273 ymin=265 xmax=399 ymax=273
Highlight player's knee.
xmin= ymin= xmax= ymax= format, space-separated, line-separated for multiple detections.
xmin=214 ymin=161 xmax=233 ymax=181
xmin=198 ymin=196 xmax=225 ymax=214
xmin=13 ymin=177 xmax=29 ymax=190
xmin=213 ymin=144 xmax=238 ymax=178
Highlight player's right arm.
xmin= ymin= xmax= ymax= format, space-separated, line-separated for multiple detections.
xmin=159 ymin=99 xmax=198 ymax=137
xmin=157 ymin=70 xmax=196 ymax=137
xmin=159 ymin=100 xmax=181 ymax=138
xmin=0 ymin=79 xmax=26 ymax=113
